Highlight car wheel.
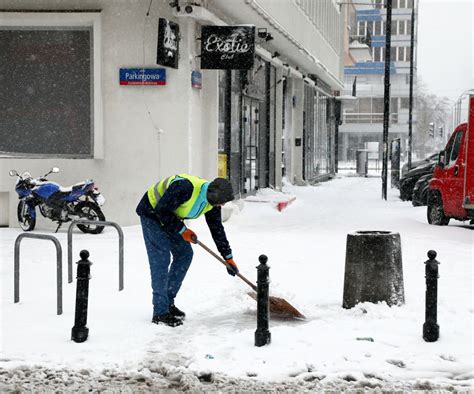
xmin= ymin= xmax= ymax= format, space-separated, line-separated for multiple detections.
xmin=427 ymin=192 xmax=450 ymax=225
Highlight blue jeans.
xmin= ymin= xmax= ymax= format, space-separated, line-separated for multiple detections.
xmin=140 ymin=215 xmax=193 ymax=316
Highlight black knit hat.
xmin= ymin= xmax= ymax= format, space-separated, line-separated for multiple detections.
xmin=207 ymin=178 xmax=234 ymax=206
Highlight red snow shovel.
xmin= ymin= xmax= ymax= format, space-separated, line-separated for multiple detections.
xmin=197 ymin=240 xmax=306 ymax=320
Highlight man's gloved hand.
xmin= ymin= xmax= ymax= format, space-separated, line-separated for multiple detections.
xmin=182 ymin=228 xmax=198 ymax=244
xmin=225 ymin=258 xmax=239 ymax=276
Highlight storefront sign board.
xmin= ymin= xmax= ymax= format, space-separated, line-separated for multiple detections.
xmin=201 ymin=25 xmax=255 ymax=70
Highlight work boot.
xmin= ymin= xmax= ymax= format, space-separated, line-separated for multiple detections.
xmin=152 ymin=313 xmax=183 ymax=327
xmin=169 ymin=304 xmax=186 ymax=320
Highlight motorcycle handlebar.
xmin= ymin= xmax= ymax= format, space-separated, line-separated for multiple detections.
xmin=10 ymin=168 xmax=58 ymax=182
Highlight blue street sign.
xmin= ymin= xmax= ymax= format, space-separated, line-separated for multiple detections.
xmin=191 ymin=70 xmax=202 ymax=89
xmin=119 ymin=68 xmax=166 ymax=85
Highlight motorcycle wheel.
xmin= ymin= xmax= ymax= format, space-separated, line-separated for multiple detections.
xmin=75 ymin=201 xmax=105 ymax=234
xmin=17 ymin=200 xmax=36 ymax=231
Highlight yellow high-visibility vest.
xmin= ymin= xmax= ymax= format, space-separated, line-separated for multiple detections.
xmin=147 ymin=174 xmax=214 ymax=219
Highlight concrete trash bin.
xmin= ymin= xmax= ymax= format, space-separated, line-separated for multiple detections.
xmin=356 ymin=150 xmax=368 ymax=177
xmin=342 ymin=231 xmax=405 ymax=309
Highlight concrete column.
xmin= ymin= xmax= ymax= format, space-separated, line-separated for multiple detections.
xmin=342 ymin=132 xmax=349 ymax=162
xmin=291 ymin=78 xmax=304 ymax=184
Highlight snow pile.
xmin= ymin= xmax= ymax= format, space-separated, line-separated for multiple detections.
xmin=0 ymin=175 xmax=473 ymax=391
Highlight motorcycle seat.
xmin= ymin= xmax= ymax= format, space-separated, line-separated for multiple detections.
xmin=59 ymin=182 xmax=87 ymax=192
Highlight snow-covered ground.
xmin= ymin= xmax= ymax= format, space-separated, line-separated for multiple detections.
xmin=1 ymin=174 xmax=473 ymax=392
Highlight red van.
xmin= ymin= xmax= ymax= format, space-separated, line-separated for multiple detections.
xmin=427 ymin=95 xmax=474 ymax=225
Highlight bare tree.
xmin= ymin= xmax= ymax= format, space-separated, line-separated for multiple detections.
xmin=414 ymin=79 xmax=451 ymax=157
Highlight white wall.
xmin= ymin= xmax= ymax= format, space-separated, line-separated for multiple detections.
xmin=291 ymin=79 xmax=304 ymax=184
xmin=0 ymin=0 xmax=219 ymax=229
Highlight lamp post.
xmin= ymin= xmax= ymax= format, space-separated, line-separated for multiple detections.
xmin=407 ymin=0 xmax=416 ymax=171
xmin=382 ymin=0 xmax=393 ymax=200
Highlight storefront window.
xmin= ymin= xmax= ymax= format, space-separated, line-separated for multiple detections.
xmin=316 ymin=92 xmax=329 ymax=175
xmin=0 ymin=28 xmax=93 ymax=156
xmin=303 ymin=87 xmax=332 ymax=180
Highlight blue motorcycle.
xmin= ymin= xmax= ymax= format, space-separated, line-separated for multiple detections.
xmin=9 ymin=167 xmax=106 ymax=234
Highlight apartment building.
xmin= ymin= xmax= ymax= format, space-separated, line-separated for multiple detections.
xmin=340 ymin=0 xmax=417 ymax=165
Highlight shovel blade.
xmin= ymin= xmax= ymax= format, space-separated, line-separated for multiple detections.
xmin=248 ymin=292 xmax=306 ymax=320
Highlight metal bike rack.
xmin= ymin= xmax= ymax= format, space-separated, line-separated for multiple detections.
xmin=14 ymin=233 xmax=63 ymax=315
xmin=68 ymin=220 xmax=124 ymax=291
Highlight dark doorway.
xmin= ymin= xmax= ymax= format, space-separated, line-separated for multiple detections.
xmin=242 ymin=97 xmax=261 ymax=194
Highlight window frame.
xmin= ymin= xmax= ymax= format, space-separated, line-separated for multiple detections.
xmin=448 ymin=130 xmax=464 ymax=166
xmin=398 ymin=46 xmax=404 ymax=61
xmin=358 ymin=20 xmax=366 ymax=36
xmin=0 ymin=11 xmax=103 ymax=159
xmin=374 ymin=20 xmax=382 ymax=36
xmin=392 ymin=20 xmax=398 ymax=35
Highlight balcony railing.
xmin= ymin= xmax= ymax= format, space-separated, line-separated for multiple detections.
xmin=343 ymin=112 xmax=399 ymax=124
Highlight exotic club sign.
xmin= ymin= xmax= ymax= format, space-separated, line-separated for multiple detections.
xmin=200 ymin=25 xmax=255 ymax=70
xmin=157 ymin=18 xmax=180 ymax=69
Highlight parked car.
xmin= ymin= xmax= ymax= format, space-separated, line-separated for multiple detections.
xmin=401 ymin=152 xmax=439 ymax=178
xmin=399 ymin=162 xmax=436 ymax=201
xmin=412 ymin=173 xmax=433 ymax=206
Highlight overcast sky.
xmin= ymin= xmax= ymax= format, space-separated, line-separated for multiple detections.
xmin=417 ymin=0 xmax=474 ymax=102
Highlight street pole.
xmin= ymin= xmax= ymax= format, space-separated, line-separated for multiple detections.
xmin=407 ymin=0 xmax=415 ymax=171
xmin=382 ymin=0 xmax=393 ymax=200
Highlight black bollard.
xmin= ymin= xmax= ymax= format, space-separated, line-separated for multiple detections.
xmin=255 ymin=254 xmax=271 ymax=347
xmin=423 ymin=250 xmax=440 ymax=342
xmin=71 ymin=250 xmax=92 ymax=343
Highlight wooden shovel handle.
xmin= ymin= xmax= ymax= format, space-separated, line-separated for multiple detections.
xmin=196 ymin=240 xmax=258 ymax=292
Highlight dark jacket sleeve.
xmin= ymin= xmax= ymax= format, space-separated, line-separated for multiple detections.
xmin=136 ymin=179 xmax=193 ymax=234
xmin=205 ymin=207 xmax=233 ymax=260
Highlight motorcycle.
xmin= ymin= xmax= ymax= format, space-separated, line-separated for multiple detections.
xmin=9 ymin=167 xmax=106 ymax=234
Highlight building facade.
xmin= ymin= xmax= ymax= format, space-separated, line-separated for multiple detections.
xmin=0 ymin=0 xmax=344 ymax=228
xmin=340 ymin=0 xmax=417 ymax=165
